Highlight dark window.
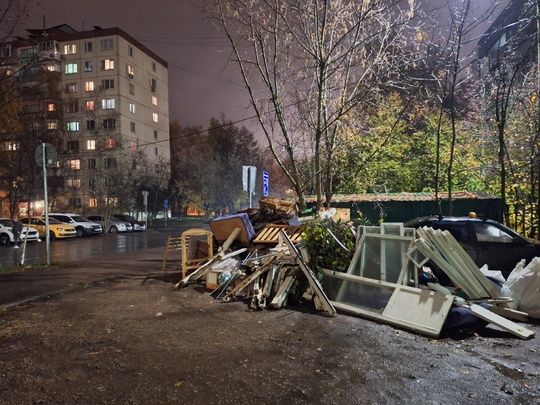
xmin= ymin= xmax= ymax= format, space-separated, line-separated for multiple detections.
xmin=103 ymin=118 xmax=116 ymax=129
xmin=67 ymin=140 xmax=79 ymax=151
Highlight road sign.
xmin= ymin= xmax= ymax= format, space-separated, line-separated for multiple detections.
xmin=34 ymin=143 xmax=57 ymax=167
xmin=164 ymin=199 xmax=169 ymax=209
xmin=263 ymin=171 xmax=269 ymax=197
xmin=142 ymin=190 xmax=149 ymax=206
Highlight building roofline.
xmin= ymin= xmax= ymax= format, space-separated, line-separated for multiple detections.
xmin=19 ymin=25 xmax=168 ymax=68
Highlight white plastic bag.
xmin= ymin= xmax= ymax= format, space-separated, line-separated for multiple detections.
xmin=500 ymin=258 xmax=540 ymax=318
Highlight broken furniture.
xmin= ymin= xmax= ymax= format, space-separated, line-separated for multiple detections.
xmin=180 ymin=228 xmax=214 ymax=279
xmin=161 ymin=234 xmax=182 ymax=274
xmin=209 ymin=213 xmax=255 ymax=244
xmin=175 ymin=228 xmax=243 ymax=289
xmin=252 ymin=224 xmax=305 ymax=245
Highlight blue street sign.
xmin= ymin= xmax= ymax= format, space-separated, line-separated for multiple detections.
xmin=164 ymin=199 xmax=168 ymax=208
xmin=263 ymin=171 xmax=269 ymax=197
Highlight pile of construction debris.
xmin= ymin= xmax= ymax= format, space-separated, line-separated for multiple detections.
xmin=173 ymin=199 xmax=537 ymax=340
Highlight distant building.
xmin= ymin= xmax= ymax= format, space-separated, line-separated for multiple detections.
xmin=1 ymin=24 xmax=169 ymax=214
xmin=477 ymin=0 xmax=538 ymax=76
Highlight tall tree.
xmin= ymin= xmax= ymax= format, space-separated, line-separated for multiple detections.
xmin=206 ymin=0 xmax=418 ymax=210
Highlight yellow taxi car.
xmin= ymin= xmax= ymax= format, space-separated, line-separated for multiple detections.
xmin=21 ymin=216 xmax=77 ymax=240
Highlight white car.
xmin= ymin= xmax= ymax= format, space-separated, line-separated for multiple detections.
xmin=44 ymin=213 xmax=103 ymax=237
xmin=0 ymin=218 xmax=41 ymax=245
xmin=87 ymin=215 xmax=132 ymax=233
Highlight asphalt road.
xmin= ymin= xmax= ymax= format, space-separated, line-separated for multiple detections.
xmin=0 ymin=219 xmax=209 ymax=267
xmin=0 ymin=219 xmax=209 ymax=308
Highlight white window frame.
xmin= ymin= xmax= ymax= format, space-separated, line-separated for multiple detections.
xmin=66 ymin=121 xmax=80 ymax=132
xmin=102 ymin=98 xmax=116 ymax=109
xmin=64 ymin=63 xmax=78 ymax=74
xmin=64 ymin=44 xmax=77 ymax=54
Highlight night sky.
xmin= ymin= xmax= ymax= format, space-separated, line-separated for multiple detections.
xmin=14 ymin=0 xmax=508 ymax=138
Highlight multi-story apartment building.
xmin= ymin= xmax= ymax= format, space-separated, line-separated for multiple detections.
xmin=477 ymin=0 xmax=538 ymax=76
xmin=1 ymin=24 xmax=169 ymax=215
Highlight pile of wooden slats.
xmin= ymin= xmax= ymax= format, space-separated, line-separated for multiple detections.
xmin=253 ymin=224 xmax=305 ymax=245
xmin=414 ymin=227 xmax=500 ymax=300
xmin=412 ymin=227 xmax=534 ymax=339
xmin=176 ymin=229 xmax=335 ymax=315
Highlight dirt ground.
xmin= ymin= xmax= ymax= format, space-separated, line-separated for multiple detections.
xmin=0 ymin=273 xmax=539 ymax=405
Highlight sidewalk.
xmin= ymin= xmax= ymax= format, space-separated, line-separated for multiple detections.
xmin=0 ymin=245 xmax=177 ymax=309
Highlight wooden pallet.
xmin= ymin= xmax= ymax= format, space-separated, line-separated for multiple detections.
xmin=253 ymin=224 xmax=305 ymax=244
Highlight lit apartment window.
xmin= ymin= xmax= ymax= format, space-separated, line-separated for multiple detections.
xmin=47 ymin=103 xmax=55 ymax=112
xmin=66 ymin=82 xmax=78 ymax=93
xmin=66 ymin=121 xmax=79 ymax=131
xmin=100 ymin=39 xmax=113 ymax=51
xmin=152 ymin=113 xmax=158 ymax=123
xmin=68 ymin=159 xmax=81 ymax=170
xmin=89 ymin=197 xmax=98 ymax=208
xmin=103 ymin=118 xmax=116 ymax=129
xmin=102 ymin=98 xmax=115 ymax=109
xmin=152 ymin=96 xmax=157 ymax=106
xmin=65 ymin=101 xmax=78 ymax=113
xmin=127 ymin=64 xmax=134 ymax=78
xmin=66 ymin=179 xmax=81 ymax=188
xmin=47 ymin=121 xmax=58 ymax=130
xmin=129 ymin=83 xmax=135 ymax=95
xmin=101 ymin=79 xmax=114 ymax=89
xmin=87 ymin=120 xmax=95 ymax=130
xmin=129 ymin=102 xmax=136 ymax=114
xmin=151 ymin=61 xmax=156 ymax=72
xmin=101 ymin=59 xmax=115 ymax=70
xmin=87 ymin=158 xmax=96 ymax=169
xmin=84 ymin=61 xmax=93 ymax=72
xmin=84 ymin=42 xmax=93 ymax=52
xmin=46 ymin=64 xmax=59 ymax=72
xmin=64 ymin=63 xmax=78 ymax=74
xmin=86 ymin=101 xmax=95 ymax=111
xmin=64 ymin=44 xmax=77 ymax=54
xmin=130 ymin=122 xmax=136 ymax=132
xmin=105 ymin=140 xmax=117 ymax=150
xmin=85 ymin=81 xmax=94 ymax=91
xmin=130 ymin=141 xmax=137 ymax=150
xmin=87 ymin=140 xmax=96 ymax=150
xmin=128 ymin=45 xmax=133 ymax=57
xmin=154 ymin=130 xmax=158 ymax=140
xmin=67 ymin=141 xmax=79 ymax=151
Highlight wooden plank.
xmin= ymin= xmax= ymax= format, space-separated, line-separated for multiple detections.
xmin=270 ymin=275 xmax=296 ymax=309
xmin=454 ymin=300 xmax=535 ymax=340
xmin=222 ymin=254 xmax=280 ymax=300
xmin=281 ymin=231 xmax=336 ymax=316
xmin=175 ymin=228 xmax=241 ymax=289
xmin=253 ymin=225 xmax=305 ymax=244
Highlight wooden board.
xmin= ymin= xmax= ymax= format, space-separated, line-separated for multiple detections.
xmin=253 ymin=225 xmax=305 ymax=244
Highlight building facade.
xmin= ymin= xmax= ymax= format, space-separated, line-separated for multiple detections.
xmin=2 ymin=24 xmax=170 ymax=215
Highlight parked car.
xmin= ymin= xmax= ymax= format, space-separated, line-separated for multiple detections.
xmin=0 ymin=218 xmax=40 ymax=245
xmin=44 ymin=213 xmax=103 ymax=237
xmin=21 ymin=216 xmax=77 ymax=240
xmin=114 ymin=214 xmax=146 ymax=231
xmin=87 ymin=215 xmax=132 ymax=233
xmin=405 ymin=214 xmax=540 ymax=279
